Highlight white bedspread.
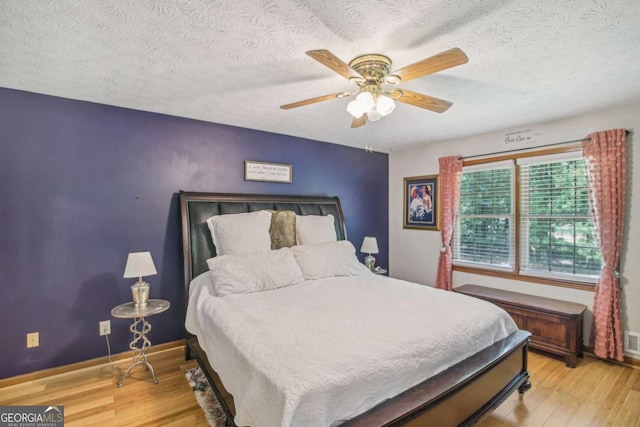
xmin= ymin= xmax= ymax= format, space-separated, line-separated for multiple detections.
xmin=185 ymin=273 xmax=517 ymax=427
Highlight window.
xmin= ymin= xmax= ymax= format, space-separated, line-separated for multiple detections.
xmin=453 ymin=150 xmax=601 ymax=286
xmin=519 ymin=154 xmax=601 ymax=279
xmin=454 ymin=163 xmax=515 ymax=271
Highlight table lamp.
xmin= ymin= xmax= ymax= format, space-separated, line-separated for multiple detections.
xmin=123 ymin=251 xmax=157 ymax=308
xmin=360 ymin=236 xmax=379 ymax=270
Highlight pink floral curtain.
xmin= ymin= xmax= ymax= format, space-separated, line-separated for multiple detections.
xmin=435 ymin=156 xmax=464 ymax=291
xmin=582 ymin=129 xmax=627 ymax=361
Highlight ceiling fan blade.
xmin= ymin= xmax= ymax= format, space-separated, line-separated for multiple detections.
xmin=351 ymin=115 xmax=367 ymax=128
xmin=390 ymin=48 xmax=468 ymax=83
xmin=394 ymin=89 xmax=453 ymax=113
xmin=306 ymin=50 xmax=363 ymax=80
xmin=280 ymin=92 xmax=349 ymax=110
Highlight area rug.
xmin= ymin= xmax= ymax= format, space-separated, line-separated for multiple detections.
xmin=185 ymin=367 xmax=228 ymax=427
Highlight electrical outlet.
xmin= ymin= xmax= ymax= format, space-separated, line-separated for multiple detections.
xmin=99 ymin=320 xmax=111 ymax=336
xmin=27 ymin=332 xmax=39 ymax=348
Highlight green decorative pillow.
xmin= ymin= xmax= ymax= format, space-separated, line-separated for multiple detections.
xmin=269 ymin=210 xmax=297 ymax=249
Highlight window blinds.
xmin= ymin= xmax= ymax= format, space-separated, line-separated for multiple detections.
xmin=453 ymin=162 xmax=515 ymax=270
xmin=518 ymin=154 xmax=600 ymax=280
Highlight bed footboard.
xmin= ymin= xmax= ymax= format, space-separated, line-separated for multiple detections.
xmin=186 ymin=330 xmax=530 ymax=427
xmin=343 ymin=330 xmax=531 ymax=427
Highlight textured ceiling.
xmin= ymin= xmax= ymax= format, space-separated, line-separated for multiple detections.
xmin=1 ymin=0 xmax=640 ymax=152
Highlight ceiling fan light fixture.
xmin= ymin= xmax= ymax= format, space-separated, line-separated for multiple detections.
xmin=376 ymin=94 xmax=395 ymax=116
xmin=346 ymin=99 xmax=364 ymax=118
xmin=286 ymin=48 xmax=467 ymax=128
xmin=347 ymin=92 xmax=375 ymax=118
xmin=356 ymin=92 xmax=374 ymax=109
xmin=367 ymin=110 xmax=383 ymax=122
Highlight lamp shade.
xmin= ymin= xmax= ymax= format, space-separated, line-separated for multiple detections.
xmin=360 ymin=236 xmax=379 ymax=254
xmin=346 ymin=99 xmax=365 ymax=119
xmin=376 ymin=94 xmax=396 ymax=116
xmin=123 ymin=252 xmax=157 ymax=278
xmin=347 ymin=92 xmax=375 ymax=118
xmin=367 ymin=109 xmax=383 ymax=121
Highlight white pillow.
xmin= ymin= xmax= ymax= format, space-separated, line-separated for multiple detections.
xmin=206 ymin=210 xmax=272 ymax=255
xmin=291 ymin=240 xmax=370 ymax=280
xmin=189 ymin=271 xmax=217 ymax=297
xmin=207 ymin=248 xmax=304 ymax=297
xmin=295 ymin=214 xmax=337 ymax=245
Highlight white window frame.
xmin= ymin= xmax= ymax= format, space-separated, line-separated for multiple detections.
xmin=452 ymin=149 xmax=600 ymax=289
xmin=453 ymin=160 xmax=516 ymax=273
xmin=517 ymin=153 xmax=599 ymax=284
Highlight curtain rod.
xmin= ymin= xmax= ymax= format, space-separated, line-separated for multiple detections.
xmin=461 ymin=129 xmax=632 ymax=160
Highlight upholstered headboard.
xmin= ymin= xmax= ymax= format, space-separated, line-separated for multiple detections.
xmin=179 ymin=191 xmax=347 ymax=289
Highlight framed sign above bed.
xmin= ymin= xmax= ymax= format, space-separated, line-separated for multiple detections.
xmin=244 ymin=160 xmax=292 ymax=183
xmin=403 ymin=174 xmax=439 ymax=230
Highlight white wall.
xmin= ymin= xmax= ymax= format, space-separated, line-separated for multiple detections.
xmin=389 ymin=101 xmax=639 ymax=359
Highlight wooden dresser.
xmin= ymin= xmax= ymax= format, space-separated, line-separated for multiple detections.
xmin=455 ymin=284 xmax=587 ymax=367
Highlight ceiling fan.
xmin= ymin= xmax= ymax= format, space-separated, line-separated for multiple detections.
xmin=280 ymin=48 xmax=469 ymax=128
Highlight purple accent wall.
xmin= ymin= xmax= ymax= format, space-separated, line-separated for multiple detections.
xmin=0 ymin=87 xmax=388 ymax=379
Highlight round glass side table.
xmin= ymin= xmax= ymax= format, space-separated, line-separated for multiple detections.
xmin=111 ymin=299 xmax=170 ymax=387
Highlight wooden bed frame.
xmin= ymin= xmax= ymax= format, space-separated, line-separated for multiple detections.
xmin=179 ymin=191 xmax=531 ymax=427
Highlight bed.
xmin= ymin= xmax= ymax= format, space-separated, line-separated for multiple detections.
xmin=180 ymin=191 xmax=531 ymax=427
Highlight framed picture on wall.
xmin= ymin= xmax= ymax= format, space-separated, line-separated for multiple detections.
xmin=403 ymin=175 xmax=440 ymax=230
xmin=244 ymin=160 xmax=293 ymax=183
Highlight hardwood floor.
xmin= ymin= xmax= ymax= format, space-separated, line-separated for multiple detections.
xmin=0 ymin=346 xmax=638 ymax=426
xmin=0 ymin=346 xmax=206 ymax=426
xmin=479 ymin=350 xmax=640 ymax=427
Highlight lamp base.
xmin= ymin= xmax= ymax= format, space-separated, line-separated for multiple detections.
xmin=364 ymin=254 xmax=376 ymax=270
xmin=131 ymin=281 xmax=150 ymax=308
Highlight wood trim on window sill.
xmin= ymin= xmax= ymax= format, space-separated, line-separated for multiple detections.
xmin=452 ymin=265 xmax=595 ymax=291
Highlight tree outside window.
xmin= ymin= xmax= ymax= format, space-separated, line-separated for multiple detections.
xmin=453 ymin=152 xmax=601 ymax=286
